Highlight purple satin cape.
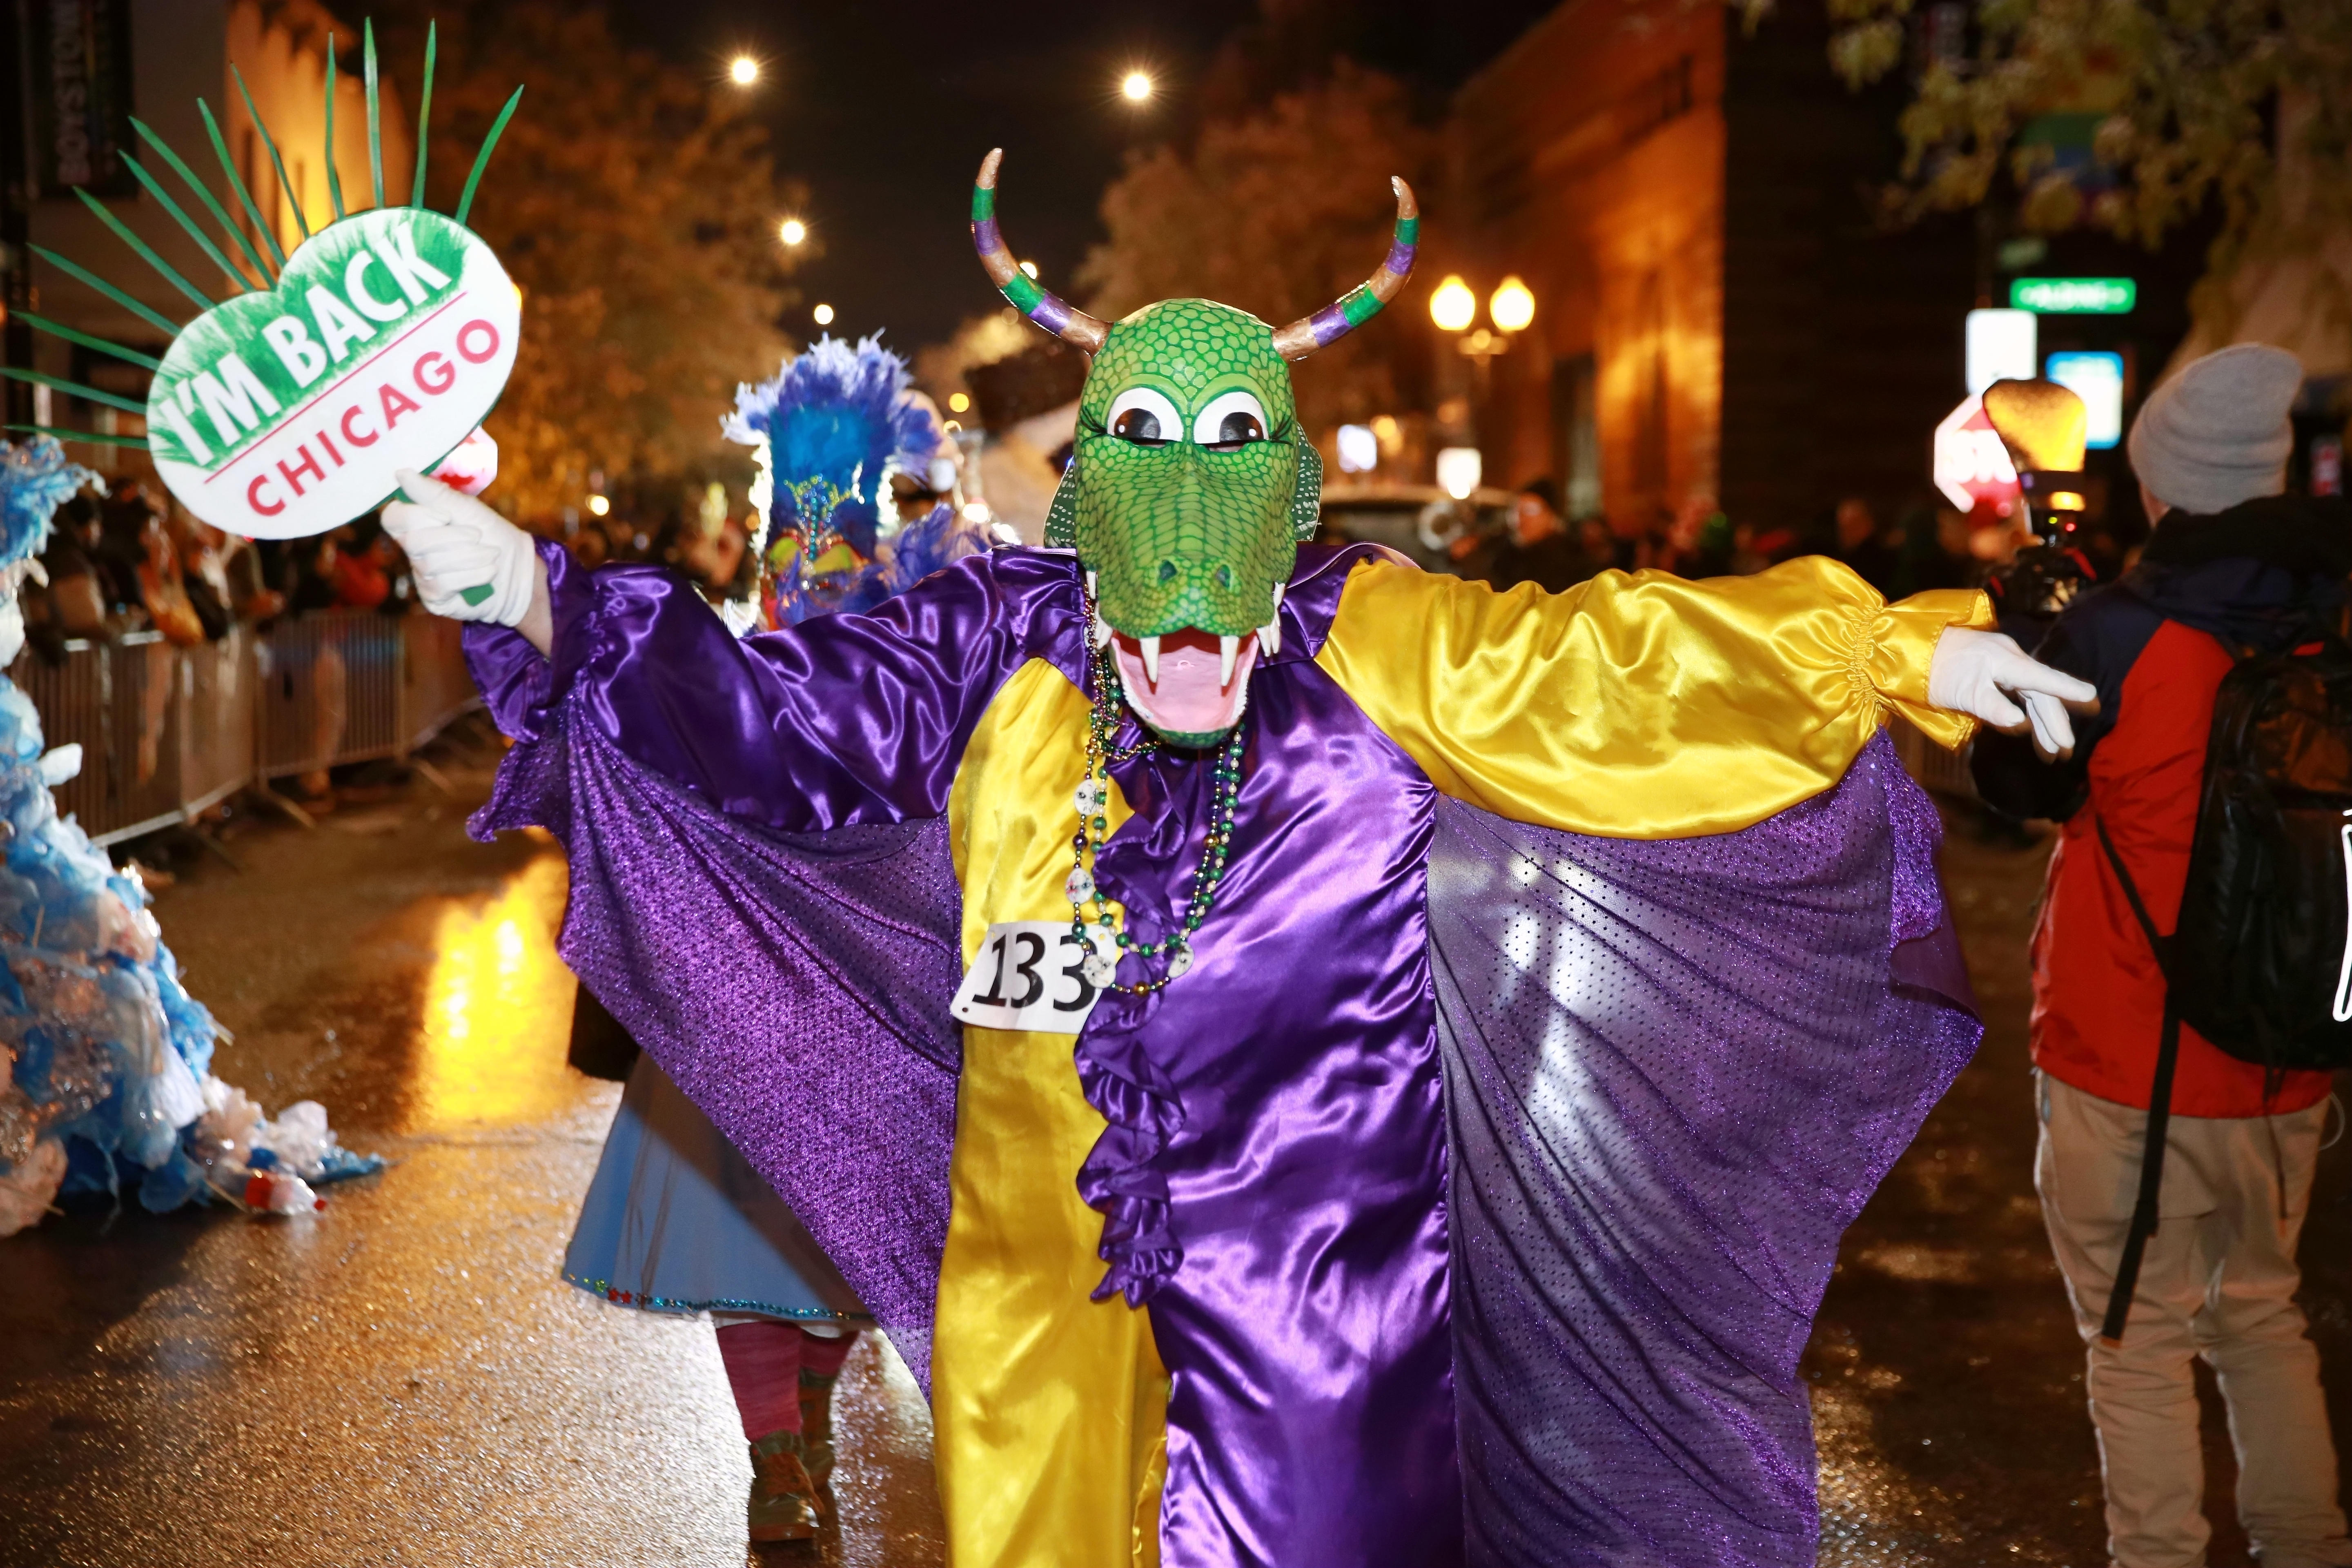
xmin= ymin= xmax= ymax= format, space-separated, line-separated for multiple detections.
xmin=466 ymin=542 xmax=1978 ymax=1567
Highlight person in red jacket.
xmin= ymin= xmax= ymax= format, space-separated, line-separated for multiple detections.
xmin=1975 ymin=343 xmax=2352 ymax=1568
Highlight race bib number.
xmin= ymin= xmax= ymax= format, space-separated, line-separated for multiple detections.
xmin=951 ymin=921 xmax=1115 ymax=1033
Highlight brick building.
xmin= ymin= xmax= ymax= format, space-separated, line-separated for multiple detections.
xmin=1447 ymin=0 xmax=2200 ymax=543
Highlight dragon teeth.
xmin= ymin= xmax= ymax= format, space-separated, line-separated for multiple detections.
xmin=1140 ymin=635 xmax=1160 ymax=685
xmin=1257 ymin=619 xmax=1281 ymax=657
xmin=1220 ymin=635 xmax=1239 ymax=687
xmin=1093 ymin=611 xmax=1114 ymax=648
xmin=1086 ymin=570 xmax=1097 ymax=598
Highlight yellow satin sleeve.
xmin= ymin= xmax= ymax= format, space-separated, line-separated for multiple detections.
xmin=1314 ymin=557 xmax=1992 ymax=838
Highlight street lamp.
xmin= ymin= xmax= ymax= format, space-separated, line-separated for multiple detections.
xmin=778 ymin=218 xmax=807 ymax=247
xmin=728 ymin=55 xmax=760 ymax=87
xmin=1122 ymin=71 xmax=1154 ymax=103
xmin=1429 ymin=275 xmax=1477 ymax=334
xmin=812 ymin=303 xmax=834 ymax=326
xmin=1489 ymin=276 xmax=1535 ymax=334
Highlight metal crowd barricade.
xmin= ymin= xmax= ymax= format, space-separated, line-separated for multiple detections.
xmin=5 ymin=609 xmax=481 ymax=847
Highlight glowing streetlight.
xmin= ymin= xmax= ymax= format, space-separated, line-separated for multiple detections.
xmin=1489 ymin=276 xmax=1535 ymax=334
xmin=812 ymin=303 xmax=835 ymax=326
xmin=778 ymin=217 xmax=807 ymax=247
xmin=1429 ymin=275 xmax=1477 ymax=334
xmin=1122 ymin=71 xmax=1154 ymax=103
xmin=1435 ymin=447 xmax=1483 ymax=500
xmin=586 ymin=494 xmax=611 ymax=517
xmin=728 ymin=55 xmax=760 ymax=86
xmin=947 ymin=392 xmax=971 ymax=413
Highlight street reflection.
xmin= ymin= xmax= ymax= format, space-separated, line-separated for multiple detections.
xmin=409 ymin=855 xmax=577 ymax=1131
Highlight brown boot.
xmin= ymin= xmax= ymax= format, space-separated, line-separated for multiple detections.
xmin=798 ymin=1365 xmax=844 ymax=1504
xmin=746 ymin=1426 xmax=820 ymax=1542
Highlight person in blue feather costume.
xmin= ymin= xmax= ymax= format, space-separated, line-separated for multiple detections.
xmin=562 ymin=335 xmax=992 ymax=1544
xmin=723 ymin=333 xmax=998 ymax=629
xmin=0 ymin=438 xmax=379 ymax=1236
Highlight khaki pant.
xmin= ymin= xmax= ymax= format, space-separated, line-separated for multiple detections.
xmin=2036 ymin=1070 xmax=2351 ymax=1568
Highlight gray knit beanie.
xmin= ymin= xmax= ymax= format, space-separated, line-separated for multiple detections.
xmin=2127 ymin=343 xmax=2304 ymax=516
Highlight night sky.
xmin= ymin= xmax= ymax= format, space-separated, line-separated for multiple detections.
xmin=602 ymin=0 xmax=1560 ymax=352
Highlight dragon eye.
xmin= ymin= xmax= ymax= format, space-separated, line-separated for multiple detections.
xmin=1106 ymin=387 xmax=1180 ymax=447
xmin=1194 ymin=390 xmax=1270 ymax=450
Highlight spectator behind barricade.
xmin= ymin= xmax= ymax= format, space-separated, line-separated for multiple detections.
xmin=33 ymin=491 xmax=109 ymax=647
xmin=1489 ymin=479 xmax=1592 ymax=593
xmin=1971 ymin=343 xmax=2352 ymax=1568
xmin=94 ymin=479 xmax=157 ymax=619
xmin=1831 ymin=495 xmax=1899 ymax=595
xmin=132 ymin=506 xmax=203 ymax=648
xmin=1890 ymin=502 xmax=1976 ymax=598
xmin=330 ymin=522 xmax=392 ymax=612
xmin=372 ymin=530 xmax=416 ymax=615
xmin=214 ymin=528 xmax=284 ymax=626
xmin=167 ymin=512 xmax=234 ymax=642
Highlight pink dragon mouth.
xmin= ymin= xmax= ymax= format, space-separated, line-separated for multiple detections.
xmin=1112 ymin=628 xmax=1260 ymax=739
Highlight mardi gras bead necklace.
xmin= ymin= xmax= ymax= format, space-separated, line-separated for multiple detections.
xmin=1065 ymin=586 xmax=1247 ymax=995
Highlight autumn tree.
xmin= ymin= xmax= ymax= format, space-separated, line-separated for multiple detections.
xmin=383 ymin=3 xmax=804 ymax=521
xmin=1811 ymin=0 xmax=2352 ymax=327
xmin=1076 ymin=63 xmax=1438 ymax=439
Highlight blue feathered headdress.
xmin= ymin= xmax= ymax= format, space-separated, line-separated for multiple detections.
xmin=724 ymin=334 xmax=940 ymax=562
xmin=0 ymin=438 xmax=95 ymax=570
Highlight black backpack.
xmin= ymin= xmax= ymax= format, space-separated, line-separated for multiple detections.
xmin=2094 ymin=625 xmax=2352 ymax=1342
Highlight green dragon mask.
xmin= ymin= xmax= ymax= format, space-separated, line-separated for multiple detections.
xmin=971 ymin=150 xmax=1418 ymax=745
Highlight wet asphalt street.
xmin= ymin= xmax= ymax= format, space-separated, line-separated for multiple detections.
xmin=0 ymin=734 xmax=2341 ymax=1566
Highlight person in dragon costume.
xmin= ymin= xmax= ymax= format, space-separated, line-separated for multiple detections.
xmin=383 ymin=153 xmax=2093 ymax=1568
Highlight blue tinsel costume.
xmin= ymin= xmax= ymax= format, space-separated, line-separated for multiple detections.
xmin=0 ymin=437 xmax=378 ymax=1233
xmin=723 ymin=334 xmax=993 ymax=628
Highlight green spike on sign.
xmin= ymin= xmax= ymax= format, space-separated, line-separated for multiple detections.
xmin=201 ymin=100 xmax=285 ymax=272
xmin=72 ymin=189 xmax=216 ymax=310
xmin=0 ymin=367 xmax=150 ymax=417
xmin=28 ymin=245 xmax=183 ymax=337
xmin=18 ymin=311 xmax=164 ymax=371
xmin=411 ymin=23 xmax=436 ymax=208
xmin=131 ymin=118 xmax=274 ymax=287
xmin=364 ymin=21 xmax=385 ymax=209
xmin=233 ymin=67 xmax=311 ymax=241
xmin=121 ymin=151 xmax=263 ymax=294
xmin=455 ymin=87 xmax=524 ymax=227
xmin=324 ymin=36 xmax=347 ymax=220
xmin=4 ymin=423 xmax=154 ymax=450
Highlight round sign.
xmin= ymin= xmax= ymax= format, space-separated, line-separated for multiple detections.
xmin=143 ymin=208 xmax=520 ymax=539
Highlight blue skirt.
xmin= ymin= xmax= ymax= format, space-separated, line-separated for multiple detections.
xmin=563 ymin=1054 xmax=869 ymax=1323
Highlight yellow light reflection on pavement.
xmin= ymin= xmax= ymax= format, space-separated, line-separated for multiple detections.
xmin=411 ymin=856 xmax=578 ymax=1130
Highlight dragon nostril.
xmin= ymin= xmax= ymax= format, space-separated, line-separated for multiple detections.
xmin=1158 ymin=560 xmax=1178 ymax=584
xmin=1215 ymin=565 xmax=1232 ymax=589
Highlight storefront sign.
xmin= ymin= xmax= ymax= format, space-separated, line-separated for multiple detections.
xmin=2010 ymin=277 xmax=2136 ymax=314
xmin=1965 ymin=308 xmax=2037 ymax=396
xmin=145 ymin=209 xmax=521 ymax=538
xmin=27 ymin=0 xmax=137 ymax=197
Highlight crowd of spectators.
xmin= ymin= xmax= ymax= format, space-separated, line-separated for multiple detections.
xmin=16 ymin=474 xmax=417 ymax=664
xmin=1449 ymin=474 xmax=2109 ymax=604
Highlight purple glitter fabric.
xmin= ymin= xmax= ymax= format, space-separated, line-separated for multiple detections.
xmin=470 ymin=711 xmax=965 ymax=1389
xmin=1430 ymin=736 xmax=1979 ymax=1568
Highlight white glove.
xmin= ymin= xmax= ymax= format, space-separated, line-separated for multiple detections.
xmin=380 ymin=468 xmax=538 ymax=626
xmin=1927 ymin=626 xmax=2099 ymax=759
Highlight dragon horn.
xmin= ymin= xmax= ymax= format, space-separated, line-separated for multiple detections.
xmin=972 ymin=149 xmax=1109 ymax=354
xmin=1271 ymin=177 xmax=1420 ymax=362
